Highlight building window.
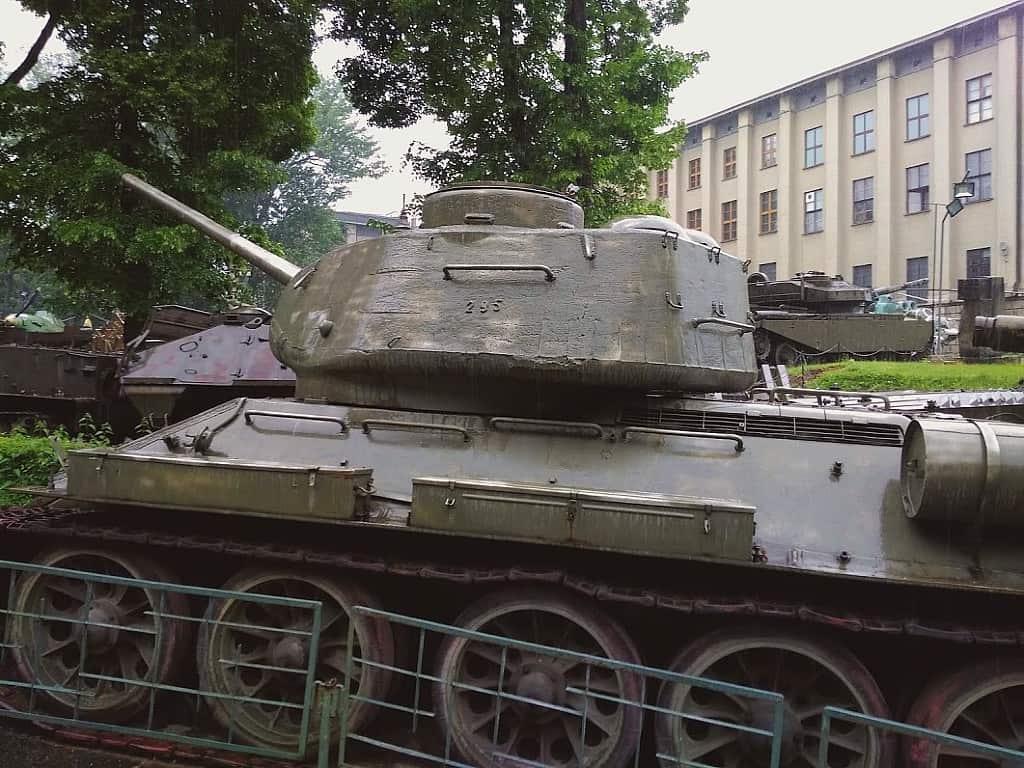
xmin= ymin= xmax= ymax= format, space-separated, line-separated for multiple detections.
xmin=852 ymin=264 xmax=873 ymax=289
xmin=723 ymin=147 xmax=737 ymax=179
xmin=688 ymin=158 xmax=701 ymax=189
xmin=759 ymin=262 xmax=777 ymax=282
xmin=686 ymin=208 xmax=702 ymax=231
xmin=907 ymin=256 xmax=929 ymax=293
xmin=721 ymin=200 xmax=737 ymax=242
xmin=853 ymin=111 xmax=875 ymax=154
xmin=804 ymin=189 xmax=823 ymax=234
xmin=655 ymin=169 xmax=669 ymax=198
xmin=966 ymin=247 xmax=991 ymax=278
xmin=761 ymin=134 xmax=777 ymax=168
xmin=906 ymin=163 xmax=930 ymax=214
xmin=804 ymin=126 xmax=823 ymax=168
xmin=906 ymin=94 xmax=930 ymax=140
xmin=759 ymin=190 xmax=778 ymax=234
xmin=852 ymin=177 xmax=874 ymax=225
xmin=965 ymin=149 xmax=993 ymax=203
xmin=966 ymin=74 xmax=993 ymax=123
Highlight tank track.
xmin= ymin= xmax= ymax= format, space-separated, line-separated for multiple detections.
xmin=1 ymin=502 xmax=1021 ymax=766
xmin=2 ymin=505 xmax=1020 ymax=647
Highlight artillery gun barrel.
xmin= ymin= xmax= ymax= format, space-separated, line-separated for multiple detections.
xmin=871 ymin=278 xmax=928 ymax=297
xmin=121 ymin=174 xmax=301 ymax=286
xmin=974 ymin=314 xmax=1024 ymax=353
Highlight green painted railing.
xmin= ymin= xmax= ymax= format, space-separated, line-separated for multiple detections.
xmin=0 ymin=559 xmax=322 ymax=762
xmin=817 ymin=706 xmax=1024 ymax=767
xmin=1 ymin=558 xmax=1021 ymax=768
xmin=318 ymin=605 xmax=786 ymax=768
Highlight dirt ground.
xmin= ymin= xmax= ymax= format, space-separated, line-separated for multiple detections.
xmin=0 ymin=722 xmax=182 ymax=768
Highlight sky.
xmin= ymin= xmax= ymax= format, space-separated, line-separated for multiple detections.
xmin=0 ymin=0 xmax=1014 ymax=216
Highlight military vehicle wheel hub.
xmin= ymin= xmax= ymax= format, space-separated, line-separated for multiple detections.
xmin=270 ymin=634 xmax=308 ymax=670
xmin=81 ymin=600 xmax=123 ymax=653
xmin=513 ymin=663 xmax=567 ymax=723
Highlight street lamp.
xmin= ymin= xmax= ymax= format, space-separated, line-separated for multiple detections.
xmin=930 ymin=173 xmax=975 ymax=353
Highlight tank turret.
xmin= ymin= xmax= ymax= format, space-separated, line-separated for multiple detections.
xmin=747 ymin=271 xmax=872 ymax=314
xmin=123 ymin=175 xmax=757 ymax=416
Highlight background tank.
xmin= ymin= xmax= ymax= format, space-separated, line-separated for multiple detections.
xmin=7 ymin=175 xmax=1024 ymax=768
xmin=747 ymin=270 xmax=934 ymax=365
xmin=120 ymin=305 xmax=295 ymax=425
xmin=0 ymin=297 xmax=127 ymax=432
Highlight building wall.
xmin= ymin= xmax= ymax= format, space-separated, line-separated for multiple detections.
xmin=650 ymin=5 xmax=1023 ymax=298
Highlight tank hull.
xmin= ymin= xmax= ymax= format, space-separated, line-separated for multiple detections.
xmin=754 ymin=313 xmax=933 ymax=362
xmin=45 ymin=396 xmax=1024 ymax=596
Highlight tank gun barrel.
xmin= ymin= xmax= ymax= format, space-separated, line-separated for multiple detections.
xmin=871 ymin=278 xmax=927 ymax=298
xmin=121 ymin=174 xmax=300 ymax=286
xmin=974 ymin=315 xmax=1024 ymax=353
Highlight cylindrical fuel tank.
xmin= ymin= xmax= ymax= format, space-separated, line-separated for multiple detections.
xmin=420 ymin=183 xmax=585 ymax=229
xmin=901 ymin=418 xmax=1024 ymax=529
xmin=974 ymin=315 xmax=1024 ymax=353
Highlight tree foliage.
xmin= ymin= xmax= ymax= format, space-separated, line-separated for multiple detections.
xmin=329 ymin=0 xmax=704 ymax=224
xmin=228 ymin=77 xmax=386 ymax=305
xmin=0 ymin=1 xmax=323 ymax=320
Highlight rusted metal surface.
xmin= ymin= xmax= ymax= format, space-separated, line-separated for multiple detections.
xmin=3 ymin=504 xmax=1023 ymax=649
xmin=120 ymin=315 xmax=294 ymax=423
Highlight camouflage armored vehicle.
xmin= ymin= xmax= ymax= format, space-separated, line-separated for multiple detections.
xmin=748 ymin=271 xmax=934 ymax=365
xmin=5 ymin=175 xmax=1024 ymax=768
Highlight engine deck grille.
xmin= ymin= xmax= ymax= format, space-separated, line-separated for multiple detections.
xmin=620 ymin=407 xmax=904 ymax=447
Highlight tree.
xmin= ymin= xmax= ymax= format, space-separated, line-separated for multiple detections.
xmin=329 ymin=0 xmax=705 ymax=224
xmin=0 ymin=1 xmax=323 ymax=326
xmin=229 ymin=77 xmax=386 ymax=305
xmin=2 ymin=1 xmax=68 ymax=87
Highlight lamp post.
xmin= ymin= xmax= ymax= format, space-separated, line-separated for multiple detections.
xmin=930 ymin=174 xmax=975 ymax=353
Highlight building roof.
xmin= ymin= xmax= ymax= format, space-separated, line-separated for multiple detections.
xmin=335 ymin=211 xmax=408 ymax=228
xmin=686 ymin=0 xmax=1023 ymax=129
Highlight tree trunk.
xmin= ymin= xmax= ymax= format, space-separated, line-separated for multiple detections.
xmin=3 ymin=10 xmax=59 ymax=87
xmin=563 ymin=0 xmax=592 ymax=188
xmin=497 ymin=0 xmax=528 ymax=173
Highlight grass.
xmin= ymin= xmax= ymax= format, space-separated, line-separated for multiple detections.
xmin=801 ymin=359 xmax=1024 ymax=392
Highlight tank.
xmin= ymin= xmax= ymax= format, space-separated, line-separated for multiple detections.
xmin=0 ymin=304 xmax=128 ymax=432
xmin=0 ymin=301 xmax=295 ymax=435
xmin=120 ymin=305 xmax=295 ymax=424
xmin=747 ymin=271 xmax=934 ymax=365
xmin=5 ymin=173 xmax=1024 ymax=768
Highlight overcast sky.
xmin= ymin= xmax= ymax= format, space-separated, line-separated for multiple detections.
xmin=0 ymin=0 xmax=1013 ymax=215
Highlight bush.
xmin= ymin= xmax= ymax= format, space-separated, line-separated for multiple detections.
xmin=0 ymin=421 xmax=107 ymax=506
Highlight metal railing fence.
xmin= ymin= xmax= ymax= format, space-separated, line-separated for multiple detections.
xmin=0 ymin=558 xmax=323 ymax=762
xmin=317 ymin=605 xmax=786 ymax=768
xmin=0 ymin=558 xmax=1022 ymax=768
xmin=817 ymin=706 xmax=1024 ymax=768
